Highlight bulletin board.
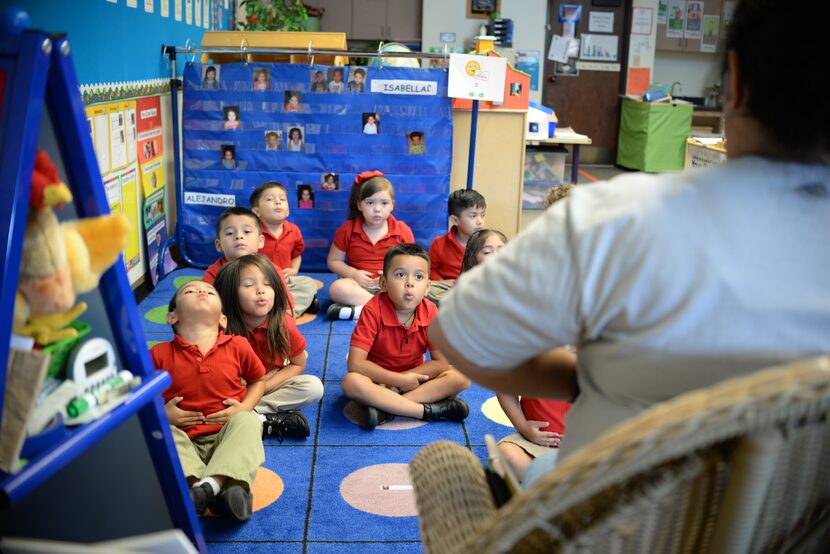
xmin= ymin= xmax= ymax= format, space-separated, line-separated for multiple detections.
xmin=181 ymin=62 xmax=453 ymax=270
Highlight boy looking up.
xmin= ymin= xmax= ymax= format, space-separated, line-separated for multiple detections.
xmin=150 ymin=281 xmax=265 ymax=521
xmin=342 ymin=243 xmax=470 ymax=430
xmin=250 ymin=182 xmax=319 ymax=315
xmin=203 ymin=207 xmax=295 ymax=312
xmin=427 ymin=189 xmax=487 ymax=303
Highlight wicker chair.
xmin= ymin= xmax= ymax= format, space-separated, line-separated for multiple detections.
xmin=410 ymin=356 xmax=830 ymax=553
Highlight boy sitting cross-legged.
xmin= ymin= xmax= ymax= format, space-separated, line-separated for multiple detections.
xmin=150 ymin=280 xmax=266 ymax=522
xmin=342 ymin=243 xmax=471 ymax=430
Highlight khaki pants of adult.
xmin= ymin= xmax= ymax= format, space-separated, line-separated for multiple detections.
xmin=288 ymin=275 xmax=317 ymax=315
xmin=257 ymin=374 xmax=324 ymax=413
xmin=426 ymin=280 xmax=454 ymax=305
xmin=171 ymin=411 xmax=264 ymax=490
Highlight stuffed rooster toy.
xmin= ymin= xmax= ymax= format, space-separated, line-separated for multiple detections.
xmin=13 ymin=150 xmax=130 ymax=345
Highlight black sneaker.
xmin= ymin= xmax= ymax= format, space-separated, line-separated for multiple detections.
xmin=421 ymin=397 xmax=470 ymax=422
xmin=214 ymin=484 xmax=252 ymax=522
xmin=326 ymin=302 xmax=357 ymax=320
xmin=263 ymin=410 xmax=310 ymax=440
xmin=190 ymin=482 xmax=216 ymax=516
xmin=352 ymin=402 xmax=393 ymax=430
xmin=305 ymin=295 xmax=320 ymax=315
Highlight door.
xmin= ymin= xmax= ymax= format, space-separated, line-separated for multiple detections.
xmin=543 ymin=0 xmax=628 ymax=161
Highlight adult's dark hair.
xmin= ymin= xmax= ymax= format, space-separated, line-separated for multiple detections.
xmin=383 ymin=243 xmax=430 ymax=277
xmin=347 ymin=171 xmax=394 ymax=220
xmin=250 ymin=181 xmax=287 ymax=207
xmin=726 ymin=0 xmax=828 ymax=158
xmin=214 ymin=254 xmax=292 ymax=364
xmin=448 ymin=189 xmax=486 ymax=218
xmin=461 ymin=229 xmax=508 ymax=273
xmin=215 ymin=207 xmax=261 ymax=239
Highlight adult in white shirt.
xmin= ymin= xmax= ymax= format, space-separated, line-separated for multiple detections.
xmin=430 ymin=0 xmax=830 ymax=482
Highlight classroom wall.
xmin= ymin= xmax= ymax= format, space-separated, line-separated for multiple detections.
xmin=653 ymin=50 xmax=722 ymax=97
xmin=0 ymin=0 xmax=228 ymax=286
xmin=0 ymin=0 xmax=231 ymax=84
xmin=421 ymin=0 xmax=547 ymax=104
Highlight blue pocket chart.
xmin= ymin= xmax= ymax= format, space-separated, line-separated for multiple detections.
xmin=181 ymin=62 xmax=453 ymax=270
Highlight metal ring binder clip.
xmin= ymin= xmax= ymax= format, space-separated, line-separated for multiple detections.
xmin=377 ymin=41 xmax=384 ymax=70
xmin=184 ymin=37 xmax=196 ymax=65
xmin=240 ymin=39 xmax=249 ymax=66
xmin=308 ymin=40 xmax=314 ymax=68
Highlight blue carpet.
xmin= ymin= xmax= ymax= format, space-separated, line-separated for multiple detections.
xmin=137 ymin=269 xmax=512 ymax=552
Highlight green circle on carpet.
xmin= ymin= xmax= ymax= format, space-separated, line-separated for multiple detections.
xmin=173 ymin=275 xmax=200 ymax=289
xmin=145 ymin=304 xmax=169 ymax=324
xmin=146 ymin=341 xmax=163 ymax=348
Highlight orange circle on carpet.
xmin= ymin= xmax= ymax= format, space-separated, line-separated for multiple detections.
xmin=343 ymin=401 xmax=426 ymax=430
xmin=340 ymin=463 xmax=417 ymax=517
xmin=314 ymin=279 xmax=324 ymax=289
xmin=206 ymin=467 xmax=283 ymax=517
xmin=296 ymin=312 xmax=317 ymax=325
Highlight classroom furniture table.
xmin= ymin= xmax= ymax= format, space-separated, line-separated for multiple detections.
xmin=526 ymin=127 xmax=593 ymax=184
xmin=617 ymin=98 xmax=693 ymax=172
xmin=685 ymin=137 xmax=727 ymax=168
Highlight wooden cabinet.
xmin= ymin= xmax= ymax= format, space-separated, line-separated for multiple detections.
xmin=656 ymin=0 xmax=723 ymax=53
xmin=315 ymin=0 xmax=422 ymax=41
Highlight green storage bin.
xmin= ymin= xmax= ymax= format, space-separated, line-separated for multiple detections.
xmin=616 ymin=98 xmax=693 ymax=172
xmin=42 ymin=320 xmax=91 ymax=378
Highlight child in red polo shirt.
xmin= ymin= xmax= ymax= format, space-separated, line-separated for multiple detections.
xmin=202 ymin=207 xmax=294 ymax=312
xmin=427 ymin=189 xmax=487 ymax=304
xmin=249 ymin=182 xmax=320 ymax=316
xmin=326 ymin=171 xmax=415 ymax=320
xmin=214 ymin=254 xmax=323 ymax=441
xmin=150 ymin=280 xmax=265 ymax=522
xmin=342 ymin=243 xmax=471 ymax=430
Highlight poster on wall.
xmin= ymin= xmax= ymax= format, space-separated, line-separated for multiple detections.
xmin=632 ymin=7 xmax=653 ymax=35
xmin=658 ymin=0 xmax=668 ymax=24
xmin=667 ymin=0 xmax=685 ymax=38
xmin=86 ymin=105 xmax=111 ymax=174
xmin=685 ymin=2 xmax=703 ymax=39
xmin=701 ymin=14 xmax=719 ymax=52
xmin=580 ymin=34 xmax=619 ymax=62
xmin=181 ymin=63 xmax=453 ymax=269
xmin=135 ymin=96 xmax=173 ymax=285
xmin=514 ymin=51 xmax=540 ymax=91
xmin=120 ymin=163 xmax=142 ymax=273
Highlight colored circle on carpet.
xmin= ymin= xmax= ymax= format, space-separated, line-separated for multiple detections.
xmin=145 ymin=304 xmax=169 ymax=325
xmin=296 ymin=312 xmax=317 ymax=325
xmin=481 ymin=395 xmax=513 ymax=427
xmin=206 ymin=467 xmax=283 ymax=517
xmin=340 ymin=463 xmax=416 ymax=517
xmin=314 ymin=279 xmax=324 ymax=289
xmin=343 ymin=401 xmax=426 ymax=430
xmin=146 ymin=341 xmax=163 ymax=349
xmin=174 ymin=275 xmax=201 ymax=289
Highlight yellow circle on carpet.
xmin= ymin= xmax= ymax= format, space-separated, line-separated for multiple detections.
xmin=481 ymin=396 xmax=513 ymax=427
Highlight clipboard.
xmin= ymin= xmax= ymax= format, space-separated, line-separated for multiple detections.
xmin=484 ymin=434 xmax=521 ymax=506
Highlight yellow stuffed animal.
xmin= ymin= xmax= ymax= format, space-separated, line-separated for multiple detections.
xmin=13 ymin=150 xmax=130 ymax=345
